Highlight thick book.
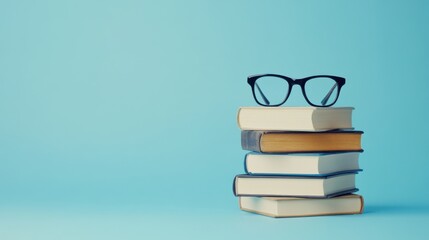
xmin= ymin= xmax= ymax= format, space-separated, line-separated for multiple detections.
xmin=233 ymin=172 xmax=358 ymax=198
xmin=241 ymin=130 xmax=363 ymax=153
xmin=239 ymin=194 xmax=364 ymax=218
xmin=245 ymin=152 xmax=360 ymax=175
xmin=237 ymin=107 xmax=353 ymax=131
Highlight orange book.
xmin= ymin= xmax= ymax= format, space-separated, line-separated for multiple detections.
xmin=241 ymin=130 xmax=363 ymax=153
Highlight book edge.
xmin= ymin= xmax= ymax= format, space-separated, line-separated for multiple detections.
xmin=234 ymin=188 xmax=359 ymax=198
xmin=359 ymin=195 xmax=365 ymax=214
xmin=239 ymin=194 xmax=363 ymax=218
xmin=240 ymin=206 xmax=363 ymax=218
xmin=237 ymin=107 xmax=242 ymax=129
xmin=237 ymin=107 xmax=355 ymax=131
xmin=235 ymin=171 xmax=360 ymax=179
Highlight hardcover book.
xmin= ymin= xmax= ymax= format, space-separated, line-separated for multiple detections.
xmin=241 ymin=130 xmax=363 ymax=153
xmin=239 ymin=194 xmax=364 ymax=218
xmin=237 ymin=107 xmax=353 ymax=131
xmin=245 ymin=152 xmax=360 ymax=175
xmin=233 ymin=172 xmax=359 ymax=198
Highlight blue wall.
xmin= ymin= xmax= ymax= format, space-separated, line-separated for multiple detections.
xmin=1 ymin=1 xmax=429 ymax=238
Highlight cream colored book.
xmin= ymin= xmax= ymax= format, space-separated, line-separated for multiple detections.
xmin=245 ymin=152 xmax=360 ymax=175
xmin=233 ymin=173 xmax=358 ymax=198
xmin=239 ymin=194 xmax=364 ymax=218
xmin=237 ymin=107 xmax=354 ymax=131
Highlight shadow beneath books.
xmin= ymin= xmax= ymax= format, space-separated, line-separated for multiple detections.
xmin=365 ymin=204 xmax=429 ymax=215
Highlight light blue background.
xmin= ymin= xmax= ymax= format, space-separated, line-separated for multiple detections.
xmin=1 ymin=0 xmax=429 ymax=239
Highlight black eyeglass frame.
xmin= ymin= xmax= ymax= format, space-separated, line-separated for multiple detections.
xmin=247 ymin=74 xmax=346 ymax=107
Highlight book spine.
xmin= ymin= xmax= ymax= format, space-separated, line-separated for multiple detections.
xmin=243 ymin=154 xmax=249 ymax=174
xmin=232 ymin=176 xmax=238 ymax=196
xmin=241 ymin=130 xmax=263 ymax=152
xmin=236 ymin=107 xmax=242 ymax=129
xmin=359 ymin=195 xmax=365 ymax=213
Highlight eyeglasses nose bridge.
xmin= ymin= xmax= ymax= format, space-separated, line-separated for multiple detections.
xmin=289 ymin=78 xmax=305 ymax=87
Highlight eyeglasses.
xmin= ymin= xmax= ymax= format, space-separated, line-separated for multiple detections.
xmin=247 ymin=74 xmax=345 ymax=107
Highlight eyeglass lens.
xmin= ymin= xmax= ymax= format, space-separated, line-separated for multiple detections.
xmin=304 ymin=77 xmax=339 ymax=106
xmin=253 ymin=76 xmax=340 ymax=106
xmin=254 ymin=76 xmax=290 ymax=106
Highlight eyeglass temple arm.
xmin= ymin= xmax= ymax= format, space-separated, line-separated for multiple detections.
xmin=255 ymin=83 xmax=270 ymax=105
xmin=321 ymin=83 xmax=338 ymax=106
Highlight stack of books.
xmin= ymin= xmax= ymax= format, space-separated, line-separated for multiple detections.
xmin=233 ymin=107 xmax=364 ymax=218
